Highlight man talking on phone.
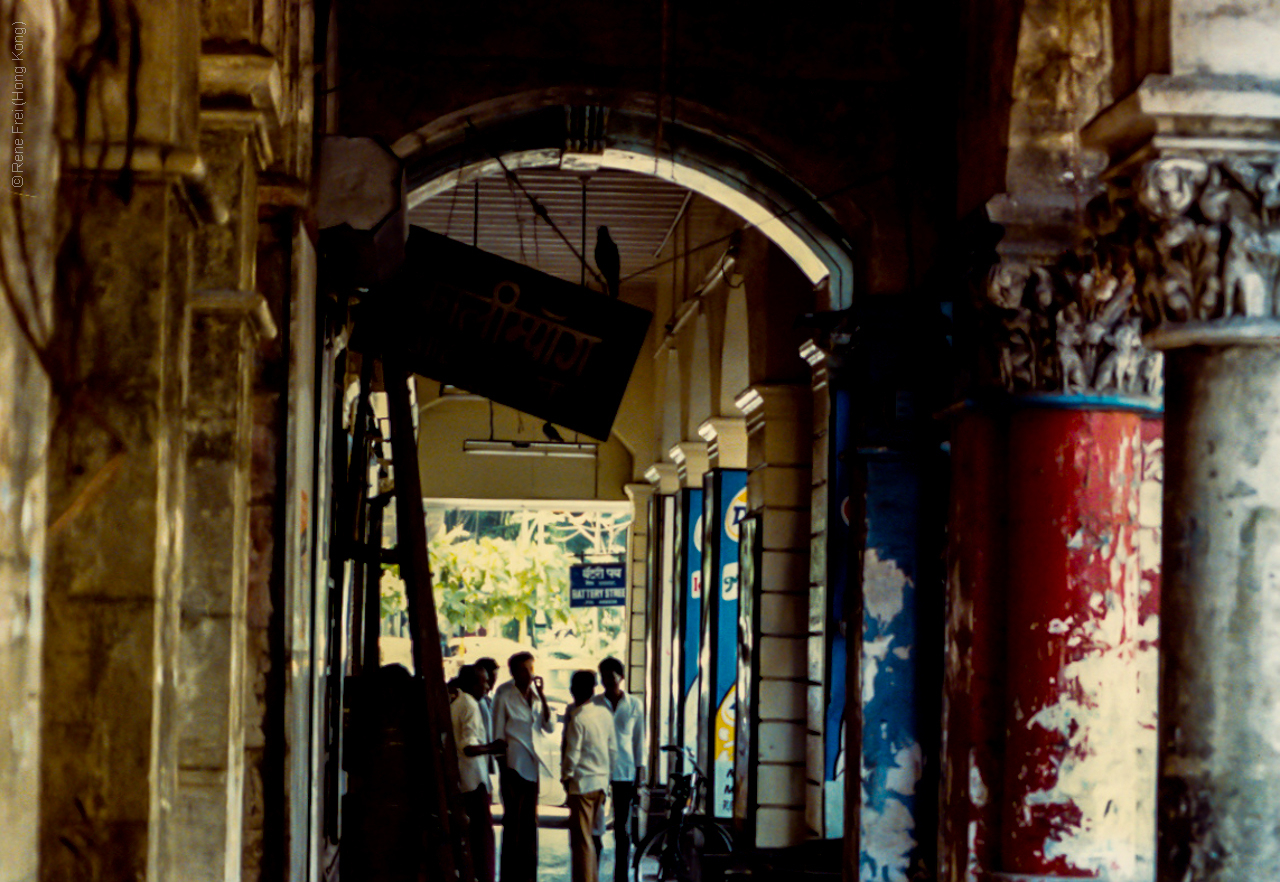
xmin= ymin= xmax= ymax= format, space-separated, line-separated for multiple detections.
xmin=493 ymin=651 xmax=555 ymax=882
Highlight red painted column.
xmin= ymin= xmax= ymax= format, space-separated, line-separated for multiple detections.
xmin=940 ymin=408 xmax=1008 ymax=882
xmin=1000 ymin=405 xmax=1158 ymax=880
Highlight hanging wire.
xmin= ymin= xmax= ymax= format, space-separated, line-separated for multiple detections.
xmin=580 ymin=175 xmax=589 ymax=288
xmin=443 ymin=135 xmax=467 ymax=240
xmin=465 ymin=120 xmax=607 ymax=290
xmin=472 ymin=179 xmax=480 ymax=248
xmin=498 ymin=167 xmax=532 ymax=266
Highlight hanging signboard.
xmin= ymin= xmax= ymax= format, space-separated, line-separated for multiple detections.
xmin=366 ymin=226 xmax=653 ymax=441
xmin=569 ymin=563 xmax=627 ymax=608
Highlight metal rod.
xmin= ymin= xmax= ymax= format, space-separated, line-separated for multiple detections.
xmin=466 ymin=121 xmax=607 ymax=290
xmin=653 ymin=190 xmax=693 ymax=259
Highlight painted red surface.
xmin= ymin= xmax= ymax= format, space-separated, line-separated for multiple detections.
xmin=941 ymin=410 xmax=1007 ymax=882
xmin=999 ymin=408 xmax=1144 ymax=877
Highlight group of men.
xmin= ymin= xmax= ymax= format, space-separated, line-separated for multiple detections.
xmin=449 ymin=652 xmax=646 ymax=882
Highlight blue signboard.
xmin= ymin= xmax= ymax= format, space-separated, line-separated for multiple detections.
xmin=680 ymin=489 xmax=704 ymax=753
xmin=711 ymin=469 xmax=748 ymax=819
xmin=569 ymin=563 xmax=627 ymax=607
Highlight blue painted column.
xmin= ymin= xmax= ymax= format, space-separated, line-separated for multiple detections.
xmin=675 ymin=487 xmax=705 ymax=755
xmin=698 ymin=468 xmax=748 ymax=819
xmin=859 ymin=452 xmax=925 ymax=882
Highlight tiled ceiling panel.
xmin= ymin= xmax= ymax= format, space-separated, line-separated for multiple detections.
xmin=407 ymin=168 xmax=692 ymax=295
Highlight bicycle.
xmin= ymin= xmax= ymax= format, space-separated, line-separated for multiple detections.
xmin=630 ymin=744 xmax=734 ymax=882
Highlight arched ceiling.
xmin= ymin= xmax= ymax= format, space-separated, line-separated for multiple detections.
xmin=407 ymin=168 xmax=693 ymax=293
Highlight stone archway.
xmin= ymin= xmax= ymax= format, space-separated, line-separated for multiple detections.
xmin=388 ymin=92 xmax=861 ymax=311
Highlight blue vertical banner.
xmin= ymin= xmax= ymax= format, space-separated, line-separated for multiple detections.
xmin=825 ymin=386 xmax=853 ymax=836
xmin=679 ymin=488 xmax=704 ymax=754
xmin=859 ymin=453 xmax=923 ymax=881
xmin=711 ymin=469 xmax=748 ymax=819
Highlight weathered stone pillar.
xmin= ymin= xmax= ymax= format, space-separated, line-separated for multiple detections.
xmin=800 ymin=342 xmax=846 ymax=845
xmin=1085 ymin=71 xmax=1280 ymax=872
xmin=41 ymin=180 xmax=196 ymax=882
xmin=173 ymin=290 xmax=275 ymax=882
xmin=0 ymin=4 xmax=57 ymax=881
xmin=643 ymin=462 xmax=679 ymax=781
xmin=734 ymin=384 xmax=812 ymax=849
xmin=625 ymin=482 xmax=657 ymax=702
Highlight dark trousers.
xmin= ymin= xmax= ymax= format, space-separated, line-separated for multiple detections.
xmin=461 ymin=785 xmax=495 ymax=882
xmin=610 ymin=781 xmax=637 ymax=882
xmin=499 ymin=766 xmax=540 ymax=882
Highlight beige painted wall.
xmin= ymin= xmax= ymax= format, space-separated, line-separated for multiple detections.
xmin=415 ymin=385 xmax=637 ymax=500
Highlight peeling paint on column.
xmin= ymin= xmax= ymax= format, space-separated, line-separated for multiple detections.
xmin=1002 ymin=407 xmax=1158 ymax=882
xmin=940 ymin=410 xmax=1006 ymax=882
xmin=860 ymin=455 xmax=923 ymax=882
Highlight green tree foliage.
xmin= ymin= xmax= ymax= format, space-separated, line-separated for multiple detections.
xmin=426 ymin=525 xmax=573 ymax=632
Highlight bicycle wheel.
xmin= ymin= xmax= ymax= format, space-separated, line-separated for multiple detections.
xmin=694 ymin=817 xmax=733 ymax=855
xmin=632 ymin=819 xmax=733 ymax=882
xmin=631 ymin=825 xmax=672 ymax=882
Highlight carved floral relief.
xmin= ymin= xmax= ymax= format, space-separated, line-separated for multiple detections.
xmin=980 ymin=253 xmax=1162 ymax=399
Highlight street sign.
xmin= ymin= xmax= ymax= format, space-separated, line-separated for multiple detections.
xmin=367 ymin=227 xmax=653 ymax=441
xmin=569 ymin=563 xmax=627 ymax=608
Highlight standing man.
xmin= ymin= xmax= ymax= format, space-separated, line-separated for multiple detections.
xmin=476 ymin=656 xmax=500 ymax=792
xmin=594 ymin=657 xmax=646 ymax=882
xmin=492 ymin=651 xmax=555 ymax=882
xmin=451 ymin=665 xmax=504 ymax=882
xmin=563 ymin=670 xmax=616 ymax=882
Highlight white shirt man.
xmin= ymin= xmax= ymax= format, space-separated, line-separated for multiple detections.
xmin=451 ymin=665 xmax=500 ymax=882
xmin=452 ymin=688 xmax=489 ymax=793
xmin=492 ymin=653 xmax=554 ymax=882
xmin=562 ymin=671 xmax=616 ymax=882
xmin=593 ymin=659 xmax=646 ymax=882
xmin=491 ymin=677 xmax=555 ymax=783
xmin=562 ymin=701 xmax=617 ymax=797
xmin=591 ymin=688 xmax=645 ymax=782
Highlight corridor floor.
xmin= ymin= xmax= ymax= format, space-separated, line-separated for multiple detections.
xmin=493 ymin=806 xmax=619 ymax=881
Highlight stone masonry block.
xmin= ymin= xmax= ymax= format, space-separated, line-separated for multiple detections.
xmin=758 ymin=679 xmax=805 ymax=720
xmin=760 ymin=550 xmax=808 ymax=597
xmin=762 ymin=509 xmax=810 ymax=551
xmin=756 ymin=763 xmax=807 ymax=807
xmin=177 ymin=617 xmax=234 ymax=768
xmin=759 ymin=636 xmax=807 ymax=679
xmin=806 ymin=734 xmax=825 ymax=787
xmin=755 ymin=806 xmax=807 ymax=849
xmin=757 ymin=721 xmax=807 ymax=764
xmin=759 ymin=592 xmax=806 ymax=637
xmin=807 ymin=682 xmax=827 ymax=734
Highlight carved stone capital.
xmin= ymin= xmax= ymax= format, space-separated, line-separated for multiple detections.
xmin=977 ymin=254 xmax=1163 ymax=400
xmin=1087 ymin=155 xmax=1280 ymax=348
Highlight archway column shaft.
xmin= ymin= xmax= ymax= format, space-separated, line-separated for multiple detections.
xmin=1000 ymin=405 xmax=1156 ymax=879
xmin=735 ymin=383 xmax=813 ymax=850
xmin=1083 ymin=63 xmax=1280 ymax=871
xmin=1155 ymin=339 xmax=1280 ymax=880
xmin=941 ymin=402 xmax=1162 ymax=882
